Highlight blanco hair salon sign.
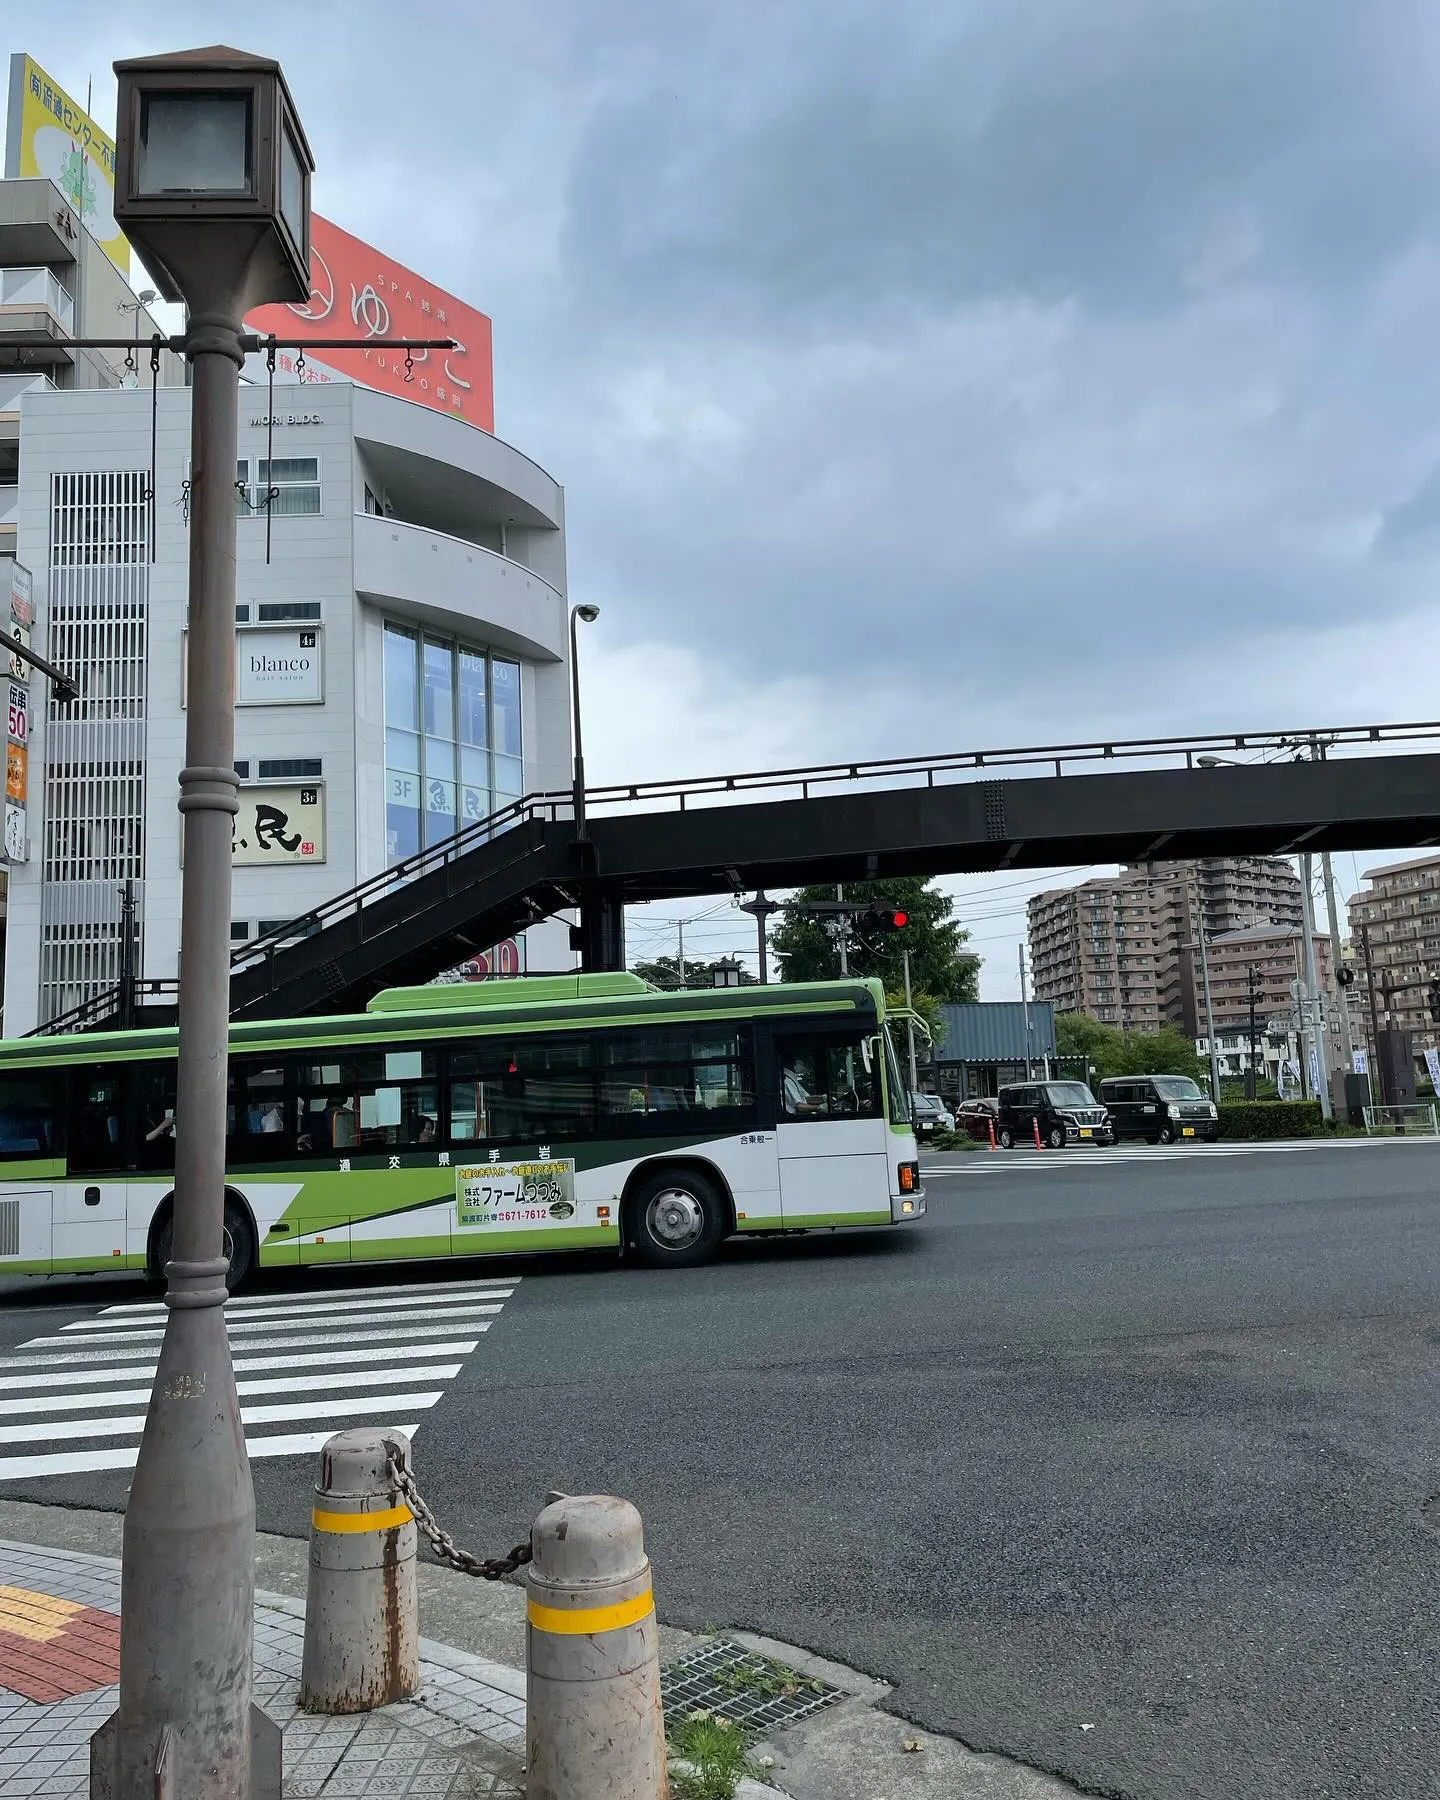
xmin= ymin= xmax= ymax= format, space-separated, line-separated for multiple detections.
xmin=237 ymin=626 xmax=324 ymax=705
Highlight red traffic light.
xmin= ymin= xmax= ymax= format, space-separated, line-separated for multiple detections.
xmin=892 ymin=910 xmax=908 ymax=928
xmin=860 ymin=903 xmax=908 ymax=930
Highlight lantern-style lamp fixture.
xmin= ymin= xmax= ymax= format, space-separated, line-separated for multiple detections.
xmin=112 ymin=45 xmax=314 ymax=317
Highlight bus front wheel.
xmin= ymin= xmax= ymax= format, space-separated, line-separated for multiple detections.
xmin=150 ymin=1196 xmax=257 ymax=1293
xmin=625 ymin=1167 xmax=726 ymax=1269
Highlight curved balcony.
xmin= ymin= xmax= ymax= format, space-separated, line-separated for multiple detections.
xmin=353 ymin=512 xmax=566 ymax=662
xmin=352 ymin=386 xmax=562 ymax=531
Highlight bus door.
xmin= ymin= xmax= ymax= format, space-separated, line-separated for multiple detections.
xmin=58 ymin=1067 xmax=128 ymax=1263
xmin=773 ymin=1031 xmax=890 ymax=1225
xmin=0 ymin=1067 xmax=61 ymax=1269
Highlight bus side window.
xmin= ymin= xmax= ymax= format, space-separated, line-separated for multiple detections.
xmin=134 ymin=1062 xmax=179 ymax=1172
xmin=69 ymin=1067 xmax=127 ymax=1174
xmin=0 ymin=1069 xmax=60 ymax=1158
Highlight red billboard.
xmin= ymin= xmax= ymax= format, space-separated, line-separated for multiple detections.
xmin=246 ymin=212 xmax=494 ymax=432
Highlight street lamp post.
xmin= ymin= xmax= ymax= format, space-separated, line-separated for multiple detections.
xmin=94 ymin=47 xmax=315 ymax=1800
xmin=739 ymin=890 xmax=781 ymax=983
xmin=569 ymin=602 xmax=600 ymax=841
xmin=117 ymin=285 xmax=159 ymax=379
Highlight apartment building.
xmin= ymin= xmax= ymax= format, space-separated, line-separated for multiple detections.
xmin=1347 ymin=853 xmax=1440 ymax=1038
xmin=1027 ymin=856 xmax=1305 ymax=1033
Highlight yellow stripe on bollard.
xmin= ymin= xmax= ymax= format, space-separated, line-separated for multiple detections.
xmin=527 ymin=1586 xmax=655 ymax=1636
xmin=311 ymin=1504 xmax=414 ymax=1534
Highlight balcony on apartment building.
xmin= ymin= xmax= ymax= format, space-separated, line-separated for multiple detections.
xmin=0 ymin=265 xmax=75 ymax=362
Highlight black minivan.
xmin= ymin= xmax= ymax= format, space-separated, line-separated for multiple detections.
xmin=995 ymin=1080 xmax=1112 ymax=1150
xmin=1098 ymin=1075 xmax=1219 ymax=1144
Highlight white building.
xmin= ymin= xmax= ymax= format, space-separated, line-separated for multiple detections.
xmin=5 ymin=376 xmax=573 ymax=1033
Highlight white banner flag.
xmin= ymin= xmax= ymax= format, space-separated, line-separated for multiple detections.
xmin=1425 ymin=1048 xmax=1440 ymax=1091
xmin=1353 ymin=1048 xmax=1368 ymax=1076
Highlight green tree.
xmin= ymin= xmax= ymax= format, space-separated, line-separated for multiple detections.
xmin=631 ymin=954 xmax=756 ymax=991
xmin=771 ymin=879 xmax=980 ymax=1001
xmin=1055 ymin=1014 xmax=1207 ymax=1087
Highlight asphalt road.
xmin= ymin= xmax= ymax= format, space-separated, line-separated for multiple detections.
xmin=3 ymin=1139 xmax=1439 ymax=1800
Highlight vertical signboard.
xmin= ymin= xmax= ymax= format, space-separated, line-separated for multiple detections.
xmin=4 ymin=53 xmax=129 ymax=277
xmin=3 ymin=560 xmax=31 ymax=864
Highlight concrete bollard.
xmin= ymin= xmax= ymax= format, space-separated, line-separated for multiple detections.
xmin=526 ymin=1494 xmax=668 ymax=1799
xmin=299 ymin=1428 xmax=419 ymax=1713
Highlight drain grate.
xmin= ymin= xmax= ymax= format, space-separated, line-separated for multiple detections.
xmin=662 ymin=1638 xmax=843 ymax=1737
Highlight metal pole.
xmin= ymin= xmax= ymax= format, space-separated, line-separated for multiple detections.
xmin=1246 ymin=965 xmax=1258 ymax=1101
xmin=1019 ymin=944 xmax=1033 ymax=1080
xmin=902 ymin=947 xmax=918 ymax=1094
xmin=1360 ymin=925 xmax=1386 ymax=1105
xmin=103 ymin=309 xmax=266 ymax=1795
xmin=1196 ymin=927 xmax=1223 ymax=1103
xmin=1320 ymin=849 xmax=1357 ymax=1073
xmin=569 ymin=607 xmax=586 ymax=842
xmin=755 ymin=909 xmax=768 ymax=984
xmin=835 ymin=884 xmax=848 ymax=976
xmin=1300 ymin=853 xmax=1333 ymax=1119
xmin=677 ymin=919 xmax=684 ymax=989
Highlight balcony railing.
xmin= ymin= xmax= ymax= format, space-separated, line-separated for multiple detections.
xmin=0 ymin=266 xmax=74 ymax=331
xmin=0 ymin=371 xmax=57 ymax=415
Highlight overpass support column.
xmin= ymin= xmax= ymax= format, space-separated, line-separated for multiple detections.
xmin=577 ymin=885 xmax=626 ymax=973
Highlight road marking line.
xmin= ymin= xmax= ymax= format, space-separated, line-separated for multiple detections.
xmin=18 ymin=1319 xmax=496 ymax=1353
xmin=63 ymin=1296 xmax=509 ymax=1333
xmin=0 ymin=1339 xmax=484 ymax=1385
xmin=97 ymin=1281 xmax=511 ymax=1324
xmin=55 ymin=1302 xmax=507 ymax=1341
xmin=0 ymin=1391 xmax=446 ymax=1445
xmin=0 ymin=1365 xmax=463 ymax=1418
xmin=0 ymin=1423 xmax=423 ymax=1482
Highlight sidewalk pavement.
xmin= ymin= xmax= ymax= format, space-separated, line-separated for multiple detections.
xmin=0 ymin=1500 xmax=1082 ymax=1800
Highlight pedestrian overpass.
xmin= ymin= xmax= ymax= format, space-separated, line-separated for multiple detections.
xmin=32 ymin=718 xmax=1440 ymax=1032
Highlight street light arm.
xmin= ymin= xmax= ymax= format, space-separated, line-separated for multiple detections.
xmin=0 ymin=624 xmax=79 ymax=703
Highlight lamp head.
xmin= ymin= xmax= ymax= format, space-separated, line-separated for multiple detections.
xmin=112 ymin=45 xmax=314 ymax=316
xmin=575 ymin=604 xmax=600 ymax=624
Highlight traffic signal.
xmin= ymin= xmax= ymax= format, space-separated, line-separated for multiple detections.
xmin=1428 ymin=981 xmax=1440 ymax=1024
xmin=1337 ymin=966 xmax=1355 ymax=988
xmin=859 ymin=903 xmax=908 ymax=931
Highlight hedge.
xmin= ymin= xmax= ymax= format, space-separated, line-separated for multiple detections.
xmin=1217 ymin=1100 xmax=1323 ymax=1140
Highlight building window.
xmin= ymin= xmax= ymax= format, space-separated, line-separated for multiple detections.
xmin=383 ymin=624 xmax=523 ymax=865
xmin=237 ymin=457 xmax=321 ymax=518
xmin=258 ymin=600 xmax=323 ymax=622
xmin=257 ymin=758 xmax=322 ymax=781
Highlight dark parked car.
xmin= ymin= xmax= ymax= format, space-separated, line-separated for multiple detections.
xmin=954 ymin=1098 xmax=999 ymax=1142
xmin=995 ymin=1080 xmax=1112 ymax=1149
xmin=1099 ymin=1075 xmax=1219 ymax=1143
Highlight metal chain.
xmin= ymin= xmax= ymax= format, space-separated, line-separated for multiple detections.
xmin=388 ymin=1454 xmax=533 ymax=1580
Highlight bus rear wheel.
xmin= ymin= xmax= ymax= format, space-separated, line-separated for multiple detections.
xmin=151 ymin=1197 xmax=256 ymax=1293
xmin=625 ymin=1167 xmax=726 ymax=1269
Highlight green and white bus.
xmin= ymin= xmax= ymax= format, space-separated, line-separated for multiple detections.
xmin=0 ymin=973 xmax=924 ymax=1289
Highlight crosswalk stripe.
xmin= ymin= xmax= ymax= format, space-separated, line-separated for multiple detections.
xmin=62 ymin=1294 xmax=510 ymax=1332
xmin=19 ymin=1319 xmax=496 ymax=1354
xmin=102 ymin=1277 xmax=516 ymax=1316
xmin=0 ymin=1340 xmax=482 ymax=1386
xmin=0 ymin=1276 xmax=517 ymax=1481
xmin=0 ymin=1423 xmax=423 ymax=1484
xmin=54 ymin=1300 xmax=508 ymax=1341
xmin=0 ymin=1365 xmax=464 ymax=1418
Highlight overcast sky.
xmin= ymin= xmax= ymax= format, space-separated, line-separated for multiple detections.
xmin=24 ymin=2 xmax=1440 ymax=991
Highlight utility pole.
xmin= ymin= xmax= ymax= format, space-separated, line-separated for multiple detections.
xmin=1246 ymin=964 xmax=1260 ymax=1101
xmin=1019 ymin=944 xmax=1033 ymax=1079
xmin=835 ymin=884 xmax=848 ymax=976
xmin=902 ymin=947 xmax=919 ymax=1095
xmin=677 ymin=919 xmax=685 ymax=990
xmin=1359 ymin=925 xmax=1386 ymax=1105
xmin=1196 ymin=926 xmax=1223 ymax=1103
xmin=1300 ymin=853 xmax=1334 ymax=1120
xmin=1319 ymin=849 xmax=1357 ymax=1074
